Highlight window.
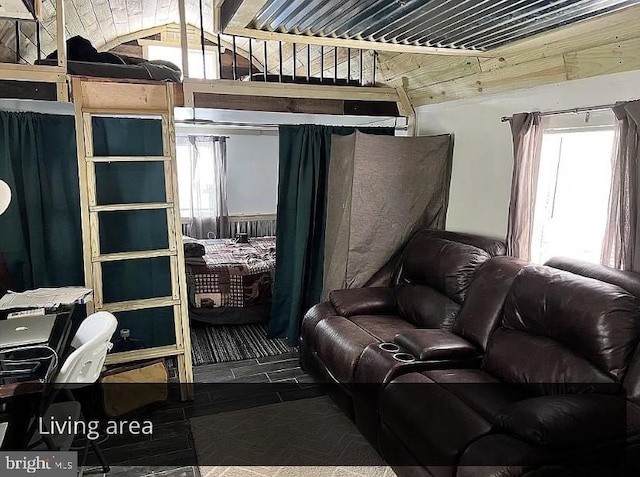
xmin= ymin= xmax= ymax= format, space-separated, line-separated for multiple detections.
xmin=530 ymin=114 xmax=615 ymax=264
xmin=176 ymin=136 xmax=222 ymax=220
xmin=146 ymin=45 xmax=218 ymax=79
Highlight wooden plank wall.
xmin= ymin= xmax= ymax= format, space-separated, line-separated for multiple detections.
xmin=390 ymin=4 xmax=640 ymax=107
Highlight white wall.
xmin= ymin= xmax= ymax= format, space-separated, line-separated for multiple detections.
xmin=226 ymin=134 xmax=279 ymax=215
xmin=417 ymin=69 xmax=640 ymax=240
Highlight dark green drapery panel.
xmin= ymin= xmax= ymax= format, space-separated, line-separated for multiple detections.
xmin=0 ymin=112 xmax=82 ymax=290
xmin=268 ymin=124 xmax=393 ymax=344
xmin=0 ymin=112 xmax=174 ymax=348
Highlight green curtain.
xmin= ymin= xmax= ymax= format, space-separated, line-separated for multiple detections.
xmin=0 ymin=112 xmax=174 ymax=348
xmin=0 ymin=112 xmax=82 ymax=290
xmin=268 ymin=125 xmax=394 ymax=344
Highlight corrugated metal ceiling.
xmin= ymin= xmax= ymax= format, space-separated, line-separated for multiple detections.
xmin=252 ymin=0 xmax=640 ymax=51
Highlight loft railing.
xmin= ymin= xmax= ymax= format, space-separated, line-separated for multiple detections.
xmin=213 ymin=34 xmax=377 ymax=87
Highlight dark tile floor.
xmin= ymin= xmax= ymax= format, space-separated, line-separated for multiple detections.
xmin=83 ymin=350 xmax=323 ymax=477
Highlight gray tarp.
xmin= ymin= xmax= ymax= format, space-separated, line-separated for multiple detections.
xmin=322 ymin=132 xmax=454 ymax=297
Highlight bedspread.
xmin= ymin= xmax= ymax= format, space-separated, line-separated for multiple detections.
xmin=184 ymin=237 xmax=276 ymax=308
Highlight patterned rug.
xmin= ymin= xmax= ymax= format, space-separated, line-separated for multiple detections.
xmin=190 ymin=323 xmax=293 ymax=366
xmin=192 ymin=396 xmax=396 ymax=476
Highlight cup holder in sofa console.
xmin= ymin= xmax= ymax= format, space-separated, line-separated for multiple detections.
xmin=379 ymin=342 xmax=401 ymax=353
xmin=393 ymin=352 xmax=416 ymax=363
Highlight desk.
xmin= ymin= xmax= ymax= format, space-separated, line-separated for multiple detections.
xmin=0 ymin=309 xmax=75 ymax=449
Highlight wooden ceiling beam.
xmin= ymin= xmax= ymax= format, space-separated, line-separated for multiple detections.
xmin=183 ymin=78 xmax=400 ymax=102
xmin=221 ymin=0 xmax=270 ymax=29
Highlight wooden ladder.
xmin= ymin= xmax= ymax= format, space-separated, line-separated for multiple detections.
xmin=71 ymin=77 xmax=193 ymax=398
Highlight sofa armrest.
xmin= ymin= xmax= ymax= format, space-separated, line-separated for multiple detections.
xmin=496 ymin=395 xmax=629 ymax=448
xmin=329 ymin=287 xmax=397 ymax=317
xmin=393 ymin=329 xmax=481 ymax=361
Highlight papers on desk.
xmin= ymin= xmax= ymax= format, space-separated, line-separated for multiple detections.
xmin=0 ymin=287 xmax=93 ymax=310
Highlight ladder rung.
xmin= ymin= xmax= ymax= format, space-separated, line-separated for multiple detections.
xmin=90 ymin=202 xmax=172 ymax=213
xmin=87 ymin=156 xmax=171 ymax=163
xmin=105 ymin=345 xmax=183 ymax=365
xmin=83 ymin=108 xmax=166 ymax=116
xmin=93 ymin=249 xmax=176 ymax=263
xmin=99 ymin=297 xmax=179 ymax=313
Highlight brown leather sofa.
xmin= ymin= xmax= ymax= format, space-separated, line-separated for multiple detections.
xmin=300 ymin=230 xmax=525 ymax=445
xmin=378 ymin=264 xmax=640 ymax=477
xmin=301 ymin=229 xmax=640 ymax=476
xmin=300 ymin=230 xmax=510 ymax=414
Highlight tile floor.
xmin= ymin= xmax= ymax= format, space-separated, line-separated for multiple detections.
xmin=83 ymin=350 xmax=323 ymax=477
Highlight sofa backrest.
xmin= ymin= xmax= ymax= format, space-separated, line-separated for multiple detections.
xmin=545 ymin=257 xmax=640 ymax=402
xmin=396 ymin=230 xmax=504 ymax=304
xmin=452 ymin=256 xmax=527 ymax=351
xmin=483 ymin=265 xmax=640 ymax=396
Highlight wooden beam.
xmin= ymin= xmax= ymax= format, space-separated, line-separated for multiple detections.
xmin=409 ymin=55 xmax=568 ymax=106
xmin=481 ymin=3 xmax=640 ymax=72
xmin=564 ymin=36 xmax=640 ymax=81
xmin=178 ymin=0 xmax=189 ymax=78
xmin=54 ymin=0 xmax=68 ymax=100
xmin=225 ymin=0 xmax=269 ymax=28
xmin=213 ymin=0 xmax=225 ymax=33
xmin=193 ymin=92 xmax=400 ymax=116
xmin=224 ymin=26 xmax=493 ymax=57
xmin=404 ymin=3 xmax=640 ymax=107
xmin=76 ymin=78 xmax=170 ymax=112
xmin=98 ymin=24 xmax=169 ymax=52
xmin=55 ymin=0 xmax=65 ymax=68
xmin=396 ymin=79 xmax=416 ymax=136
xmin=183 ymin=78 xmax=400 ymax=103
xmin=0 ymin=63 xmax=65 ymax=82
xmin=194 ymin=92 xmax=344 ymax=114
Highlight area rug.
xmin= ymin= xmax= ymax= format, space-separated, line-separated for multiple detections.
xmin=190 ymin=323 xmax=293 ymax=366
xmin=192 ymin=396 xmax=396 ymax=476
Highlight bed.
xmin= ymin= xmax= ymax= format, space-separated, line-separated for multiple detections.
xmin=183 ymin=236 xmax=276 ymax=325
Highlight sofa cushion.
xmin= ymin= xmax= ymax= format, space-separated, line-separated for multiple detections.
xmin=413 ymin=229 xmax=507 ymax=257
xmin=348 ymin=314 xmax=416 ymax=343
xmin=399 ymin=234 xmax=492 ymax=304
xmin=423 ymin=368 xmax=524 ymax=422
xmin=395 ymin=284 xmax=460 ymax=329
xmin=314 ymin=316 xmax=378 ymax=384
xmin=380 ymin=372 xmax=493 ymax=469
xmin=329 ymin=287 xmax=397 ymax=317
xmin=495 ymin=395 xmax=628 ymax=448
xmin=484 ymin=329 xmax=619 ymax=396
xmin=453 ymin=256 xmax=527 ymax=351
xmin=545 ymin=257 xmax=640 ymax=299
xmin=503 ymin=265 xmax=640 ymax=381
xmin=456 ymin=434 xmax=558 ymax=474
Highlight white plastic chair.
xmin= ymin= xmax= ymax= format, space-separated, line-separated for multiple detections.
xmin=54 ymin=311 xmax=118 ymax=387
xmin=34 ymin=311 xmax=118 ymax=473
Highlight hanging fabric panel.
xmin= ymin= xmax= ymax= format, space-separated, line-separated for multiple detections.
xmin=322 ymin=132 xmax=454 ymax=296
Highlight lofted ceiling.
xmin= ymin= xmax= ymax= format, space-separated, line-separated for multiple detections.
xmin=0 ymin=0 xmax=215 ymax=62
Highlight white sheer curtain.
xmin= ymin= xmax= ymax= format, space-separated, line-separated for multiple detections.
xmin=506 ymin=112 xmax=543 ymax=260
xmin=177 ymin=135 xmax=228 ymax=239
xmin=601 ymin=100 xmax=640 ymax=270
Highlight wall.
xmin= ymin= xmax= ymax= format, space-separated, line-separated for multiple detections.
xmin=417 ymin=69 xmax=640 ymax=239
xmin=226 ymin=134 xmax=279 ymax=215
